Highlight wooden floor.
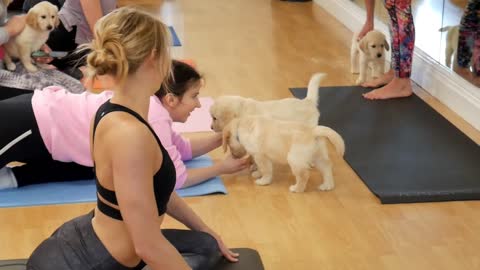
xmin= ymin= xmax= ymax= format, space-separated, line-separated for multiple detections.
xmin=2 ymin=1 xmax=480 ymax=269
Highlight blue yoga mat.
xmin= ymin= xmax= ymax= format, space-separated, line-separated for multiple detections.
xmin=169 ymin=26 xmax=182 ymax=46
xmin=0 ymin=155 xmax=226 ymax=208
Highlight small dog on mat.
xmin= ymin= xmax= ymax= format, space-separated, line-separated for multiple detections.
xmin=350 ymin=30 xmax=389 ymax=85
xmin=222 ymin=115 xmax=345 ymax=193
xmin=3 ymin=1 xmax=59 ymax=72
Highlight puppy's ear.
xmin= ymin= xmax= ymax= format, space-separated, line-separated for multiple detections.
xmin=26 ymin=11 xmax=39 ymax=30
xmin=384 ymin=39 xmax=390 ymax=51
xmin=222 ymin=124 xmax=232 ymax=153
xmin=359 ymin=38 xmax=368 ymax=54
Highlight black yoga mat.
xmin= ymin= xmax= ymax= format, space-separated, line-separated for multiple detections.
xmin=0 ymin=248 xmax=264 ymax=270
xmin=290 ymin=86 xmax=480 ymax=204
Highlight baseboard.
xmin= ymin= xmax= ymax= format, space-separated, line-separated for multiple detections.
xmin=314 ymin=0 xmax=480 ymax=131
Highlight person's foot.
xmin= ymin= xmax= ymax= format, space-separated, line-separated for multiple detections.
xmin=361 ymin=69 xmax=394 ymax=88
xmin=363 ymin=77 xmax=413 ymax=100
xmin=0 ymin=167 xmax=17 ymax=190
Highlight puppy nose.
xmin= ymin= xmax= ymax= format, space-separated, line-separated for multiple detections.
xmin=377 ymin=53 xmax=382 ymax=58
xmin=47 ymin=25 xmax=53 ymax=30
xmin=210 ymin=125 xmax=213 ymax=130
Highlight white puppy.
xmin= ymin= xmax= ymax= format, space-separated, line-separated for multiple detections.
xmin=3 ymin=1 xmax=59 ymax=72
xmin=222 ymin=115 xmax=345 ymax=193
xmin=350 ymin=30 xmax=389 ymax=85
xmin=439 ymin=25 xmax=460 ymax=68
xmin=210 ymin=73 xmax=325 ymax=132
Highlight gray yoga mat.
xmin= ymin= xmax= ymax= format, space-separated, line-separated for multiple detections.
xmin=0 ymin=248 xmax=264 ymax=270
xmin=290 ymin=86 xmax=480 ymax=204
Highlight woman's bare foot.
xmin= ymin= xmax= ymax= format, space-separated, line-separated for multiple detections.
xmin=363 ymin=77 xmax=413 ymax=100
xmin=361 ymin=69 xmax=394 ymax=88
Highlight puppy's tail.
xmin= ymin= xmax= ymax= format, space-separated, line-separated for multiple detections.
xmin=306 ymin=73 xmax=326 ymax=105
xmin=439 ymin=26 xmax=453 ymax=32
xmin=314 ymin=126 xmax=345 ymax=157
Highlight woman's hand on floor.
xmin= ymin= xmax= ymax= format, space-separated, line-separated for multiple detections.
xmin=219 ymin=154 xmax=250 ymax=174
xmin=205 ymin=230 xmax=239 ymax=263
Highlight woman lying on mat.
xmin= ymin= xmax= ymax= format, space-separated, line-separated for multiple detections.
xmin=0 ymin=59 xmax=249 ymax=190
xmin=26 ymin=7 xmax=238 ymax=270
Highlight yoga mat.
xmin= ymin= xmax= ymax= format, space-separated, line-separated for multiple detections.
xmin=290 ymin=86 xmax=480 ymax=204
xmin=0 ymin=248 xmax=264 ymax=270
xmin=0 ymin=155 xmax=225 ymax=208
xmin=169 ymin=26 xmax=182 ymax=46
xmin=172 ymin=97 xmax=214 ymax=133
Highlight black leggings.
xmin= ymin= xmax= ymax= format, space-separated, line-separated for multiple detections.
xmin=0 ymin=93 xmax=50 ymax=169
xmin=27 ymin=211 xmax=221 ymax=270
xmin=0 ymin=86 xmax=93 ymax=187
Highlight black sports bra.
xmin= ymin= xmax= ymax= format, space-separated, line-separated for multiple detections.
xmin=92 ymin=100 xmax=176 ymax=220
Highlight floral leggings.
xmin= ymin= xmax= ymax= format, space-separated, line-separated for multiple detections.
xmin=457 ymin=0 xmax=480 ymax=76
xmin=384 ymin=0 xmax=415 ymax=78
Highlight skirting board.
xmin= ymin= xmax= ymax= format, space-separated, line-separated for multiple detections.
xmin=314 ymin=0 xmax=480 ymax=132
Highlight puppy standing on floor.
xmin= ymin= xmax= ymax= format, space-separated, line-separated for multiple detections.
xmin=222 ymin=116 xmax=345 ymax=193
xmin=350 ymin=30 xmax=389 ymax=85
xmin=439 ymin=25 xmax=461 ymax=68
xmin=3 ymin=1 xmax=58 ymax=72
xmin=210 ymin=72 xmax=325 ymax=132
xmin=210 ymin=73 xmax=325 ymax=178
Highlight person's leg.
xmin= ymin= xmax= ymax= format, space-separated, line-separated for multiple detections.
xmin=474 ymin=31 xmax=480 ymax=77
xmin=162 ymin=229 xmax=222 ymax=270
xmin=0 ymin=94 xmax=51 ymax=169
xmin=364 ymin=0 xmax=414 ymax=99
xmin=0 ymin=85 xmax=32 ymax=100
xmin=456 ymin=0 xmax=477 ymax=70
xmin=27 ymin=212 xmax=144 ymax=270
xmin=11 ymin=160 xmax=94 ymax=187
xmin=0 ymin=94 xmax=50 ymax=167
xmin=471 ymin=1 xmax=480 ymax=77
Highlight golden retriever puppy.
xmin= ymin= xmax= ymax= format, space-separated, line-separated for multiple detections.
xmin=222 ymin=115 xmax=345 ymax=193
xmin=3 ymin=1 xmax=59 ymax=72
xmin=439 ymin=25 xmax=460 ymax=68
xmin=350 ymin=30 xmax=389 ymax=85
xmin=210 ymin=72 xmax=325 ymax=132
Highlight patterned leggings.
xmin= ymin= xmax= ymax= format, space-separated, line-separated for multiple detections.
xmin=384 ymin=0 xmax=415 ymax=78
xmin=457 ymin=0 xmax=480 ymax=76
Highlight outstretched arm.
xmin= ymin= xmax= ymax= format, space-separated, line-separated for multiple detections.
xmin=358 ymin=0 xmax=375 ymax=40
xmin=182 ymin=154 xmax=250 ymax=188
xmin=166 ymin=192 xmax=239 ymax=262
xmin=188 ymin=132 xmax=222 ymax=158
xmin=79 ymin=0 xmax=104 ymax=35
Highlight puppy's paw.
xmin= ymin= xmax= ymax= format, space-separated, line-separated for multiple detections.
xmin=355 ymin=77 xmax=365 ymax=85
xmin=6 ymin=62 xmax=16 ymax=71
xmin=25 ymin=64 xmax=38 ymax=73
xmin=251 ymin=170 xmax=262 ymax=179
xmin=318 ymin=181 xmax=335 ymax=191
xmin=289 ymin=184 xmax=306 ymax=193
xmin=255 ymin=176 xmax=272 ymax=186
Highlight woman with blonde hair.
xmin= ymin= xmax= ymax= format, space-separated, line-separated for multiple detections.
xmin=27 ymin=7 xmax=238 ymax=270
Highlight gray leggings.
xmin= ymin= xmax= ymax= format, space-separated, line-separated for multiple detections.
xmin=27 ymin=211 xmax=221 ymax=270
